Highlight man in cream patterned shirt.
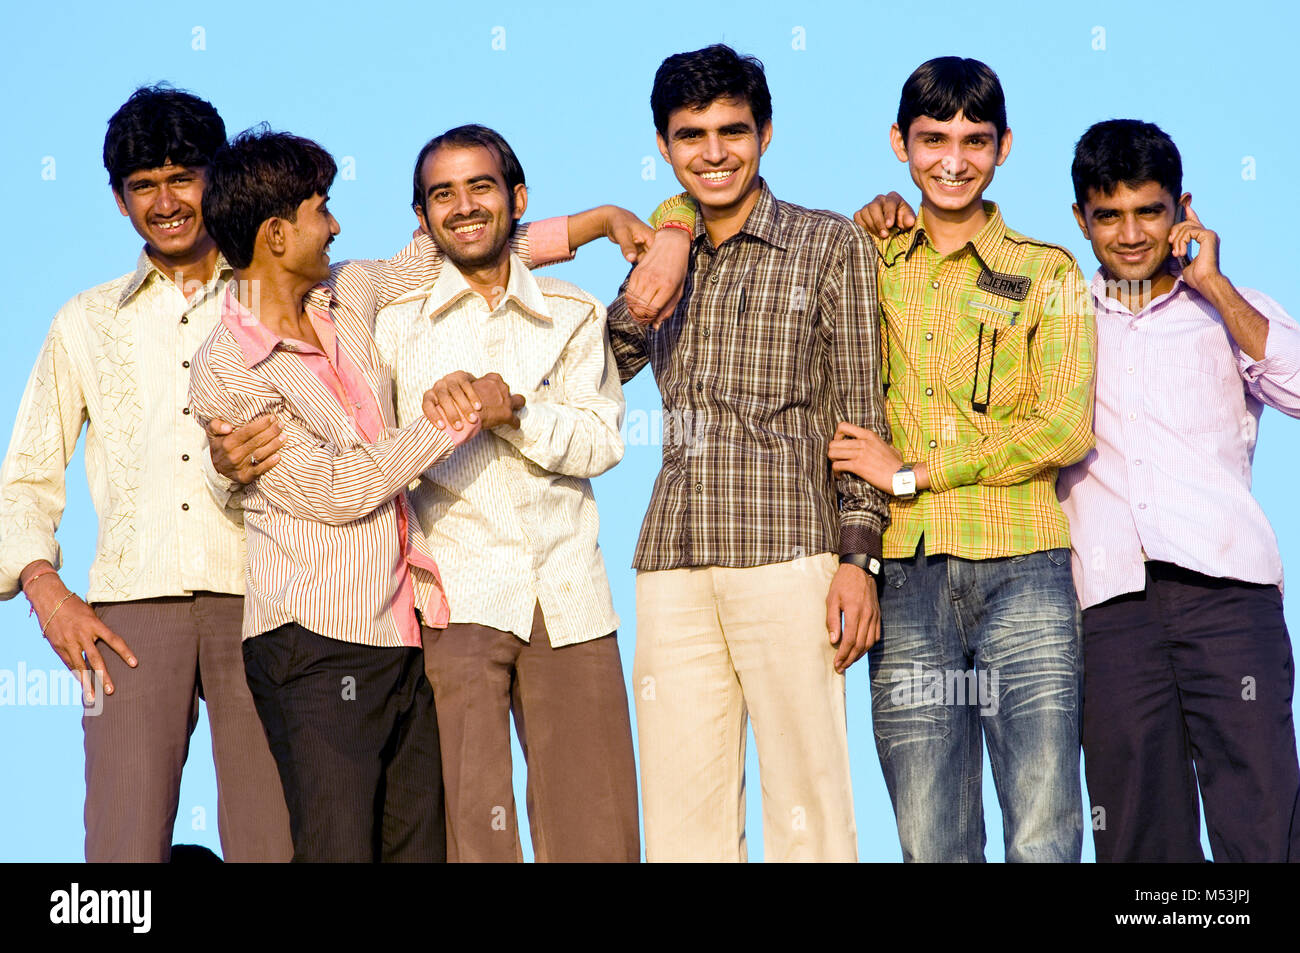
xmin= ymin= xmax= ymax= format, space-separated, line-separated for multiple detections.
xmin=374 ymin=125 xmax=638 ymax=862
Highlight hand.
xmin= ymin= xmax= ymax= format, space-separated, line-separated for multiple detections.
xmin=828 ymin=422 xmax=902 ymax=492
xmin=625 ymin=227 xmax=691 ymax=327
xmin=22 ymin=566 xmax=136 ymax=704
xmin=826 ymin=563 xmax=880 ymax=673
xmin=603 ymin=206 xmax=655 ymax=263
xmin=423 ymin=371 xmax=525 ymax=431
xmin=853 ymin=191 xmax=916 ymax=239
xmin=1170 ymin=201 xmax=1222 ymax=293
xmin=207 ymin=415 xmax=283 ymax=484
xmin=472 ymin=373 xmax=526 ymax=429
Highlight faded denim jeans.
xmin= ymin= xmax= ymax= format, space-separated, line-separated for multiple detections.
xmin=869 ymin=544 xmax=1083 ymax=862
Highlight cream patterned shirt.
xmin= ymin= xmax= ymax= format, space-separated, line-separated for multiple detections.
xmin=374 ymin=254 xmax=624 ymax=646
xmin=0 ymin=250 xmax=245 ymax=602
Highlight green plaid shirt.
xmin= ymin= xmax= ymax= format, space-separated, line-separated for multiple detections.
xmin=872 ymin=202 xmax=1096 ymax=559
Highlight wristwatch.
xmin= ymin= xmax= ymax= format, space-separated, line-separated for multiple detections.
xmin=841 ymin=553 xmax=883 ymax=581
xmin=892 ymin=464 xmax=917 ymax=500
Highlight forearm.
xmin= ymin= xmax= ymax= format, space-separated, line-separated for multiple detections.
xmin=1200 ymin=273 xmax=1269 ymax=361
xmin=258 ymin=416 xmax=454 ymax=525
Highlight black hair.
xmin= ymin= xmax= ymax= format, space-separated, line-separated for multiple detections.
xmin=650 ymin=43 xmax=772 ymax=136
xmin=102 ymin=84 xmax=226 ymax=192
xmin=1070 ymin=119 xmax=1183 ymax=210
xmin=410 ymin=124 xmax=526 ymax=216
xmin=201 ymin=127 xmax=337 ymax=270
xmin=896 ymin=57 xmax=1007 ymax=142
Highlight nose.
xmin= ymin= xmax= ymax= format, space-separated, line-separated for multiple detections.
xmin=453 ymin=188 xmax=477 ymax=217
xmin=155 ymin=184 xmax=180 ymax=216
xmin=702 ymin=131 xmax=726 ymax=164
xmin=1118 ymin=214 xmax=1143 ymax=245
xmin=329 ymin=213 xmax=341 ymax=237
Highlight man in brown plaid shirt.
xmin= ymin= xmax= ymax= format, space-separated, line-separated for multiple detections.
xmin=607 ymin=44 xmax=890 ymax=862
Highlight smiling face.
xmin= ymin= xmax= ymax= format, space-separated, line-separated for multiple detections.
xmin=414 ymin=144 xmax=525 ymax=272
xmin=114 ymin=160 xmax=209 ymax=266
xmin=282 ymin=192 xmax=339 ymax=285
xmin=657 ymin=96 xmax=771 ymax=224
xmin=891 ymin=112 xmax=1010 ymax=220
xmin=1073 ymin=180 xmax=1186 ymax=284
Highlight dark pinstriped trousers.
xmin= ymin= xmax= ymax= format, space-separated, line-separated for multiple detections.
xmin=85 ymin=594 xmax=292 ymax=862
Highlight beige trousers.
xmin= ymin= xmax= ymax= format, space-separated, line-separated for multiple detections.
xmin=633 ymin=553 xmax=857 ymax=862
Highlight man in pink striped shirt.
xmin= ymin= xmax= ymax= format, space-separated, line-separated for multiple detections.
xmin=187 ymin=129 xmax=515 ymax=862
xmin=1059 ymin=120 xmax=1300 ymax=862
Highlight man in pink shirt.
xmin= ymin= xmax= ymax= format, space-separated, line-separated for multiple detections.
xmin=1059 ymin=119 xmax=1300 ymax=862
xmin=188 ymin=128 xmax=516 ymax=861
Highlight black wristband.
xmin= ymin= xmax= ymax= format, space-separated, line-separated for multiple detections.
xmin=840 ymin=553 xmax=883 ymax=580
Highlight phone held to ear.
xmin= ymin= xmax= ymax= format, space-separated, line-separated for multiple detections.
xmin=1174 ymin=204 xmax=1192 ymax=268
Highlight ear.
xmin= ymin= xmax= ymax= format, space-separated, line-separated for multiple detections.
xmin=113 ymin=188 xmax=129 ymax=217
xmin=995 ymin=127 xmax=1013 ymax=166
xmin=889 ymin=124 xmax=908 ymax=163
xmin=511 ymin=182 xmax=528 ymax=222
xmin=260 ymin=217 xmax=287 ymax=258
xmin=758 ymin=120 xmax=773 ymax=156
xmin=413 ymin=202 xmax=430 ymax=236
xmin=1071 ymin=202 xmax=1090 ymax=239
xmin=1179 ymin=191 xmax=1192 ymax=212
xmin=657 ymin=132 xmax=671 ymax=165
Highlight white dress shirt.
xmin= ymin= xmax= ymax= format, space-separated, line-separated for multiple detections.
xmin=1058 ymin=269 xmax=1300 ymax=609
xmin=0 ymin=251 xmax=246 ymax=602
xmin=374 ymin=253 xmax=624 ymax=646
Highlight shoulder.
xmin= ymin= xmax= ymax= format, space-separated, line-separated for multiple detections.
xmin=191 ymin=323 xmax=240 ymax=375
xmin=774 ymin=200 xmax=862 ymax=244
xmin=1000 ymin=225 xmax=1080 ymax=273
xmin=533 ymin=276 xmax=604 ymax=319
xmin=51 ymin=269 xmax=137 ymax=331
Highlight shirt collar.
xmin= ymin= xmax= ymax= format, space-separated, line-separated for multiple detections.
xmin=219 ymin=283 xmax=335 ymax=369
xmin=903 ymin=201 xmax=1007 ymax=267
xmin=424 ymin=252 xmax=552 ymax=323
xmin=1089 ymin=263 xmax=1190 ymax=317
xmin=118 ymin=247 xmax=233 ymax=309
xmin=691 ymin=178 xmax=788 ymax=252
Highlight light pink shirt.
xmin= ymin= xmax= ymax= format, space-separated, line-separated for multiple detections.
xmin=1058 ymin=269 xmax=1300 ymax=609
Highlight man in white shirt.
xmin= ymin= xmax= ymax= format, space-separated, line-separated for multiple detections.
xmin=375 ymin=125 xmax=637 ymax=862
xmin=0 ymin=86 xmax=292 ymax=862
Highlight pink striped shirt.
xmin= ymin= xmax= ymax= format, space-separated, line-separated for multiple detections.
xmin=1058 ymin=269 xmax=1300 ymax=609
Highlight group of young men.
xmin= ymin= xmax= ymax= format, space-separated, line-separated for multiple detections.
xmin=1 ymin=42 xmax=1296 ymax=863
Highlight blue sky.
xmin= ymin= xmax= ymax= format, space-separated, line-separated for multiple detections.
xmin=1 ymin=0 xmax=1297 ymax=861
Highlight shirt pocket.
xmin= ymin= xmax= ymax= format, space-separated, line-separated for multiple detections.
xmin=1148 ymin=352 xmax=1237 ymax=435
xmin=734 ymin=306 xmax=815 ymax=408
xmin=943 ymin=295 xmax=1027 ymax=418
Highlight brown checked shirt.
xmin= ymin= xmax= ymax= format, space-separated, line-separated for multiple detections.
xmin=608 ymin=180 xmax=890 ymax=571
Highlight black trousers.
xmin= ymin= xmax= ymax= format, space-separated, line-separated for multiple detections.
xmin=243 ymin=623 xmax=446 ymax=862
xmin=1082 ymin=562 xmax=1300 ymax=862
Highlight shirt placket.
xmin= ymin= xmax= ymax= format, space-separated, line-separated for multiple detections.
xmin=175 ymin=279 xmax=213 ymax=589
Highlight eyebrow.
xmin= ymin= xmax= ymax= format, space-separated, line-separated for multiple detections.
xmin=425 ymin=174 xmax=498 ymax=197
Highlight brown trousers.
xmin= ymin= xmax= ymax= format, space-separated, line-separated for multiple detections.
xmin=85 ymin=594 xmax=292 ymax=862
xmin=423 ymin=605 xmax=639 ymax=862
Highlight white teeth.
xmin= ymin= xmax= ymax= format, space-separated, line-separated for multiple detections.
xmin=157 ymin=217 xmax=189 ymax=230
xmin=938 ymin=178 xmax=967 ymax=186
xmin=453 ymin=223 xmax=485 ymax=234
xmin=700 ymin=170 xmax=734 ymax=180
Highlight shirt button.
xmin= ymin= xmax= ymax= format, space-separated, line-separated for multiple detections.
xmin=180 ymin=316 xmax=189 ymax=324
xmin=182 ymin=407 xmax=191 ymax=415
xmin=1135 ymin=459 xmax=1142 ymax=466
xmin=182 ymin=360 xmax=190 ymax=369
xmin=695 ymin=382 xmax=703 ymax=391
xmin=925 ymin=387 xmax=933 ymax=396
xmin=928 ymin=439 xmax=937 ymax=448
xmin=181 ymin=454 xmax=190 ymax=462
xmin=931 ymin=280 xmax=940 ymax=289
xmin=694 ymin=482 xmax=703 ymax=493
xmin=1138 ymin=503 xmax=1148 ymax=510
xmin=1127 ymin=367 xmax=1135 ymax=374
xmin=181 ymin=503 xmax=190 ymax=511
xmin=710 ymin=273 xmax=720 ymax=284
xmin=925 ymin=332 xmax=933 ymax=341
xmin=1127 ymin=412 xmax=1136 ymax=421
xmin=702 ymin=327 xmax=710 ymax=338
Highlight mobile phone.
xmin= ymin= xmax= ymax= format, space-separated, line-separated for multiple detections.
xmin=1173 ymin=204 xmax=1192 ymax=268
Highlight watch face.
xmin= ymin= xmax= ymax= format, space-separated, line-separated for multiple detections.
xmin=869 ymin=557 xmax=882 ymax=576
xmin=893 ymin=469 xmax=917 ymax=497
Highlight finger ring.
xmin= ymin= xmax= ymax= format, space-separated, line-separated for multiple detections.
xmin=250 ymin=454 xmax=258 ymax=465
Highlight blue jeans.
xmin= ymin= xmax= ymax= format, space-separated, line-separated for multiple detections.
xmin=870 ymin=545 xmax=1083 ymax=862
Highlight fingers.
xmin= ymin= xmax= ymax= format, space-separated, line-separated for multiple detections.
xmin=827 ymin=440 xmax=863 ymax=460
xmin=206 ymin=417 xmax=234 ymax=437
xmin=825 ymin=593 xmax=843 ymax=648
xmin=834 ymin=421 xmax=872 ymax=439
xmin=429 ymin=372 xmax=481 ymax=430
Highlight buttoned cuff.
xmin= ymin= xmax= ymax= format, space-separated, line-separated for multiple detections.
xmin=839 ymin=525 xmax=882 ymax=561
xmin=927 ymin=444 xmax=975 ymax=493
xmin=1238 ymin=316 xmax=1300 ymax=381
